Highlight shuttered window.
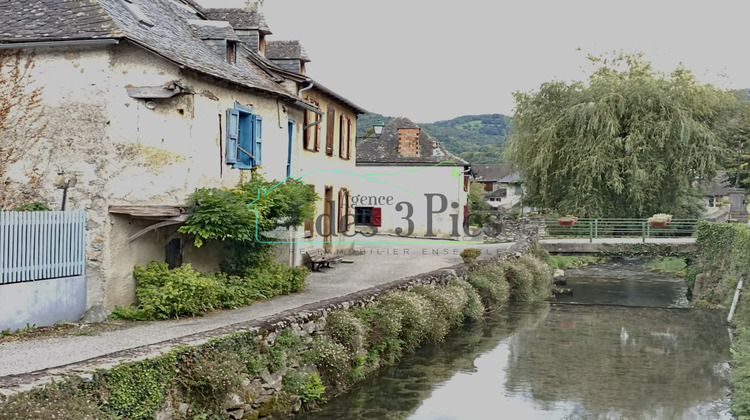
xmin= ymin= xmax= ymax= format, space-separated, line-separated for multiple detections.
xmin=226 ymin=104 xmax=262 ymax=169
xmin=326 ymin=105 xmax=335 ymax=155
xmin=304 ymin=185 xmax=316 ymax=238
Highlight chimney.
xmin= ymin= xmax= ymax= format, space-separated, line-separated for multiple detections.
xmin=398 ymin=128 xmax=420 ymax=157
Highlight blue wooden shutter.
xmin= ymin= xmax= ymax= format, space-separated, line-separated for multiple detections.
xmin=226 ymin=109 xmax=240 ymax=164
xmin=253 ymin=114 xmax=263 ymax=166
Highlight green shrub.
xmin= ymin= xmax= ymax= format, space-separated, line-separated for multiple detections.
xmin=467 ymin=265 xmax=510 ymax=308
xmin=100 ymin=355 xmax=177 ymax=420
xmin=176 ymin=350 xmax=245 ymax=409
xmin=13 ymin=201 xmax=50 ymax=211
xmin=504 ymin=258 xmax=540 ymax=302
xmin=0 ymin=383 xmax=104 ymax=420
xmin=365 ymin=301 xmax=404 ymax=364
xmin=528 ymin=241 xmax=550 ymax=262
xmin=410 ymin=285 xmax=466 ymax=342
xmin=460 ymin=248 xmax=482 ymax=260
xmin=300 ymin=373 xmax=326 ymax=403
xmin=450 ymin=279 xmax=485 ymax=321
xmin=282 ymin=372 xmax=326 ymax=403
xmin=377 ymin=291 xmax=432 ymax=351
xmin=306 ymin=336 xmax=351 ymax=389
xmin=112 ymin=262 xmax=221 ymax=320
xmin=646 ymin=257 xmax=687 ymax=276
xmin=325 ymin=310 xmax=366 ymax=353
xmin=547 ymin=256 xmax=602 ymax=270
xmin=516 ymin=255 xmax=554 ymax=301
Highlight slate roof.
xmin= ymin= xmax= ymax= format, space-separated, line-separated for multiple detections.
xmin=485 ymin=189 xmax=507 ymax=198
xmin=706 ymin=173 xmax=733 ymax=196
xmin=357 ymin=117 xmax=469 ymax=166
xmin=0 ymin=0 xmax=123 ymax=41
xmin=0 ymin=0 xmax=296 ymax=100
xmin=203 ymin=7 xmax=271 ymax=33
xmin=472 ymin=164 xmax=516 ymax=182
xmin=187 ymin=20 xmax=239 ymax=41
xmin=497 ymin=173 xmax=521 ymax=184
xmin=266 ymin=40 xmax=310 ymax=62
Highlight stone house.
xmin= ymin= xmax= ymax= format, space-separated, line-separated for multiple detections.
xmin=0 ymin=0 xmax=364 ymax=323
xmin=355 ymin=117 xmax=471 ymax=238
xmin=471 ymin=164 xmax=522 ymax=209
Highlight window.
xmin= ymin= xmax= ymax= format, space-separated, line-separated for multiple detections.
xmin=303 ymin=97 xmax=320 ymax=152
xmin=227 ymin=41 xmax=237 ymax=65
xmin=226 ymin=104 xmax=262 ymax=169
xmin=339 ymin=115 xmax=352 ymax=160
xmin=326 ymin=105 xmax=336 ymax=155
xmin=355 ymin=207 xmax=381 ymax=226
xmin=484 ymin=183 xmax=493 ymax=192
xmin=304 ymin=185 xmax=316 ymax=238
xmin=338 ymin=189 xmax=350 ymax=233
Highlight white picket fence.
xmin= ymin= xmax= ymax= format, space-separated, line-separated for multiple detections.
xmin=0 ymin=210 xmax=86 ymax=284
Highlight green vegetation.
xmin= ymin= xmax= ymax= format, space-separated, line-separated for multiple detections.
xmin=688 ymin=221 xmax=750 ymax=418
xmin=460 ymin=248 xmax=481 ymax=262
xmin=506 ymin=52 xmax=742 ymax=218
xmin=547 ymin=256 xmax=603 ymax=270
xmin=357 ymin=113 xmax=510 ymax=164
xmin=111 ymin=262 xmax=309 ymax=320
xmin=112 ymin=175 xmax=315 ymax=321
xmin=12 ymin=201 xmax=50 ymax=211
xmin=646 ymin=257 xmax=687 ymax=276
xmin=0 ymin=250 xmax=554 ymax=419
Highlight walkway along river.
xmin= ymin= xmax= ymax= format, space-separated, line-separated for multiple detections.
xmin=297 ymin=259 xmax=731 ymax=419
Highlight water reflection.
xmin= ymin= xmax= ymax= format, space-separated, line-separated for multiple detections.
xmin=296 ymin=262 xmax=730 ymax=420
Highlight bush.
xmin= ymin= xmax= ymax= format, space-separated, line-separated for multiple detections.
xmin=307 ymin=336 xmax=351 ymax=389
xmin=503 ymin=261 xmax=533 ymax=302
xmin=410 ymin=285 xmax=466 ymax=342
xmin=460 ymin=248 xmax=482 ymax=260
xmin=377 ymin=291 xmax=432 ymax=351
xmin=449 ymin=279 xmax=485 ymax=321
xmin=129 ymin=263 xmax=221 ymax=320
xmin=112 ymin=261 xmax=311 ymax=321
xmin=365 ymin=301 xmax=404 ymax=364
xmin=176 ymin=350 xmax=245 ymax=409
xmin=0 ymin=383 xmax=104 ymax=420
xmin=467 ymin=265 xmax=510 ymax=308
xmin=516 ymin=255 xmax=554 ymax=301
xmin=325 ymin=310 xmax=367 ymax=353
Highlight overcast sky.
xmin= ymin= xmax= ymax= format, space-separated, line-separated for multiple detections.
xmin=197 ymin=0 xmax=750 ymax=123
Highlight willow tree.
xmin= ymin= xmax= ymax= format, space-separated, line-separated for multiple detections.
xmin=506 ymin=53 xmax=742 ymax=218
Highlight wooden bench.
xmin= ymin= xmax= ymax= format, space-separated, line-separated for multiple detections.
xmin=305 ymin=248 xmax=343 ymax=271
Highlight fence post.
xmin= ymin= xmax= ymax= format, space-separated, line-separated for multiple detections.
xmin=642 ymin=221 xmax=646 ymax=243
xmin=594 ymin=219 xmax=599 ymax=239
xmin=589 ymin=221 xmax=593 ymax=243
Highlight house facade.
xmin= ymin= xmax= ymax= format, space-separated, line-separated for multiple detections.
xmin=0 ymin=0 xmax=364 ymax=324
xmin=355 ymin=117 xmax=471 ymax=239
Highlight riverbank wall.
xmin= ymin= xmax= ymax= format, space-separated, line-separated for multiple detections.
xmin=0 ymin=227 xmax=550 ymax=419
xmin=687 ymin=221 xmax=750 ymax=418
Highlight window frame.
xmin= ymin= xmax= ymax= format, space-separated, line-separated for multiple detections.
xmin=226 ymin=104 xmax=262 ymax=170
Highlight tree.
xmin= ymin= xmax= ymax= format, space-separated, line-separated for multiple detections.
xmin=505 ymin=53 xmax=742 ymax=218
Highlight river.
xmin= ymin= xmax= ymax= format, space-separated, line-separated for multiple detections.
xmin=297 ymin=259 xmax=731 ymax=420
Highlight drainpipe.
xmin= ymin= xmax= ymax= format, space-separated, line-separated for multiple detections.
xmin=296 ymin=79 xmax=323 ymax=130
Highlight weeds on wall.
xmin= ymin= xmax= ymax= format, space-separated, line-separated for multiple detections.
xmin=0 ymin=250 xmax=555 ymax=419
xmin=0 ymin=50 xmax=49 ymax=210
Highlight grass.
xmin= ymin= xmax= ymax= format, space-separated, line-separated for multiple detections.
xmin=646 ymin=257 xmax=687 ymax=276
xmin=547 ymin=256 xmax=603 ymax=270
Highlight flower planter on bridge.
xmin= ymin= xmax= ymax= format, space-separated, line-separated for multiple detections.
xmin=557 ymin=216 xmax=578 ymax=226
xmin=649 ymin=221 xmax=668 ymax=227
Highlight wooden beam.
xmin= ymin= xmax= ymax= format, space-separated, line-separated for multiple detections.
xmin=109 ymin=205 xmax=185 ymax=218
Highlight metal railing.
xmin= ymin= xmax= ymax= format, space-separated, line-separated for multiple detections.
xmin=0 ymin=210 xmax=86 ymax=284
xmin=539 ymin=218 xmax=700 ymax=243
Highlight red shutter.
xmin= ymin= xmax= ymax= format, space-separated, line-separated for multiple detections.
xmin=371 ymin=207 xmax=382 ymax=227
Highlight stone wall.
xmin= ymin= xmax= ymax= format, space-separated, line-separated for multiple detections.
xmin=0 ymin=229 xmax=539 ymax=419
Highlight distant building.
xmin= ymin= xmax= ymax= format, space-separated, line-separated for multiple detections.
xmin=355 ymin=117 xmax=471 ymax=238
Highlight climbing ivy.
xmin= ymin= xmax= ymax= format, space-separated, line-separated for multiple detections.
xmin=99 ymin=354 xmax=177 ymax=420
